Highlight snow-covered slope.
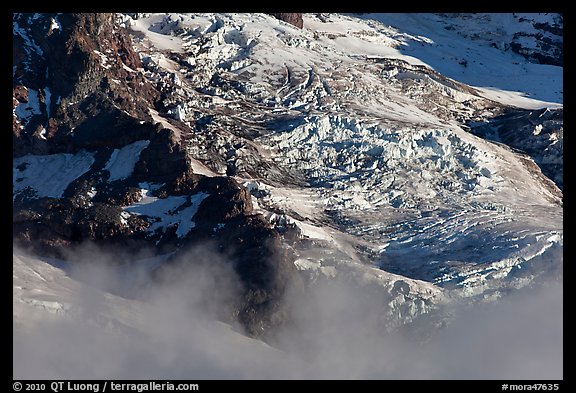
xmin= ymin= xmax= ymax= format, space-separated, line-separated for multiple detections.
xmin=14 ymin=12 xmax=563 ymax=379
xmin=354 ymin=13 xmax=563 ymax=107
xmin=13 ymin=250 xmax=291 ymax=379
xmin=121 ymin=12 xmax=562 ymax=294
xmin=123 ymin=12 xmax=563 ymax=328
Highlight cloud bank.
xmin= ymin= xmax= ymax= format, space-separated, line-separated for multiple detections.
xmin=13 ymin=243 xmax=563 ymax=379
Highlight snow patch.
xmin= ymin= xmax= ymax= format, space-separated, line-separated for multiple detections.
xmin=13 ymin=151 xmax=95 ymax=200
xmin=49 ymin=16 xmax=61 ymax=34
xmin=13 ymin=16 xmax=44 ymax=58
xmin=93 ymin=50 xmax=111 ymax=70
xmin=44 ymin=87 xmax=52 ymax=118
xmin=103 ymin=140 xmax=150 ymax=182
xmin=122 ymin=188 xmax=209 ymax=238
xmin=129 ymin=15 xmax=186 ymax=52
xmin=14 ymin=89 xmax=42 ymax=127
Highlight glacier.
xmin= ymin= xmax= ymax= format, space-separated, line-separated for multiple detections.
xmin=13 ymin=12 xmax=562 ymax=379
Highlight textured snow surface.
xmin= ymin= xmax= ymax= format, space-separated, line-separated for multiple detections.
xmin=13 ymin=151 xmax=95 ymax=199
xmin=14 ymin=88 xmax=42 ymax=127
xmin=13 ymin=13 xmax=562 ymax=379
xmin=104 ymin=140 xmax=150 ymax=181
xmin=123 ymin=12 xmax=563 ymax=297
xmin=123 ymin=187 xmax=209 ymax=238
xmin=355 ymin=13 xmax=562 ymax=107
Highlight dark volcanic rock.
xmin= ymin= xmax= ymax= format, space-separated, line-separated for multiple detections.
xmin=269 ymin=13 xmax=303 ymax=29
xmin=509 ymin=14 xmax=563 ymax=66
xmin=155 ymin=213 xmax=299 ymax=338
xmin=194 ymin=177 xmax=253 ymax=223
xmin=13 ymin=13 xmax=299 ymax=338
xmin=13 ymin=13 xmax=160 ymax=156
xmin=13 ymin=195 xmax=153 ymax=257
xmin=133 ymin=127 xmax=197 ymax=186
xmin=467 ymin=107 xmax=563 ymax=191
xmin=70 ymin=101 xmax=158 ymax=151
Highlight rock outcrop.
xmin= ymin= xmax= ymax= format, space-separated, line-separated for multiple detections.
xmin=269 ymin=13 xmax=303 ymax=29
xmin=13 ymin=13 xmax=298 ymax=337
xmin=468 ymin=107 xmax=563 ymax=191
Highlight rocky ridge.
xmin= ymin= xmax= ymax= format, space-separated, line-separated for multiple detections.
xmin=13 ymin=12 xmax=298 ymax=337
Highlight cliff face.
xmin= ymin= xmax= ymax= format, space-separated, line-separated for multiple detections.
xmin=13 ymin=13 xmax=159 ymax=156
xmin=13 ymin=13 xmax=298 ymax=338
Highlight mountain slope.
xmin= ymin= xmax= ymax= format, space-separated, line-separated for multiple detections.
xmin=118 ymin=12 xmax=562 ymax=297
xmin=13 ymin=12 xmax=563 ymax=378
